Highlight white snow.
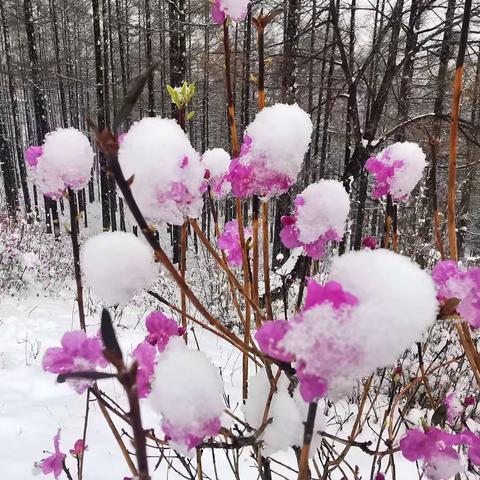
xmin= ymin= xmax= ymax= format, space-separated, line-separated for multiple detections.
xmin=202 ymin=148 xmax=231 ymax=196
xmin=32 ymin=128 xmax=94 ymax=198
xmin=218 ymin=0 xmax=250 ymax=21
xmin=244 ymin=103 xmax=313 ymax=180
xmin=118 ymin=117 xmax=205 ymax=225
xmin=296 ymin=180 xmax=350 ymax=244
xmin=80 ymin=232 xmax=158 ymax=306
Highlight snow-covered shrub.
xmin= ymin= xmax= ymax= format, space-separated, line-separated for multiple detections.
xmin=227 ymin=103 xmax=312 ymax=198
xmin=25 ymin=128 xmax=94 ymax=200
xmin=150 ymin=338 xmax=224 ymax=455
xmin=81 ymin=232 xmax=158 ymax=305
xmin=118 ymin=117 xmax=206 ymax=225
xmin=280 ymin=180 xmax=350 ymax=259
xmin=365 ymin=142 xmax=426 ymax=201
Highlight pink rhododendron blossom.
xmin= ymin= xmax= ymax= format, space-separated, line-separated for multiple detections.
xmin=150 ymin=338 xmax=224 ymax=455
xmin=39 ymin=430 xmax=66 ymax=479
xmin=432 ymin=260 xmax=480 ymax=328
xmin=227 ymin=104 xmax=312 ymax=198
xmin=465 ymin=396 xmax=476 ymax=407
xmin=145 ymin=311 xmax=182 ymax=351
xmin=375 ymin=474 xmax=385 ymax=480
xmin=132 ymin=342 xmax=156 ymax=398
xmin=25 ymin=128 xmax=94 ymax=200
xmin=255 ymin=320 xmax=292 ymax=362
xmin=400 ymin=428 xmax=480 ymax=479
xmin=43 ymin=331 xmax=107 ymax=394
xmin=366 ymin=142 xmax=426 ymax=201
xmin=211 ymin=0 xmax=249 ymax=24
xmin=280 ymin=180 xmax=350 ymax=259
xmin=362 ymin=236 xmax=377 ymax=249
xmin=162 ymin=417 xmax=221 ymax=450
xmin=217 ymin=220 xmax=252 ymax=267
xmin=445 ymin=392 xmax=463 ymax=424
xmin=201 ymin=148 xmax=231 ymax=197
xmin=303 ymin=279 xmax=358 ymax=311
xmin=69 ymin=439 xmax=86 ymax=458
xmin=24 ymin=145 xmax=43 ymax=167
xmin=118 ymin=118 xmax=205 ymax=225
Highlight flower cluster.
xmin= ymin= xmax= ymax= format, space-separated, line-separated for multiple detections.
xmin=38 ymin=430 xmax=66 ymax=479
xmin=201 ymin=148 xmax=232 ymax=197
xmin=227 ymin=103 xmax=312 ymax=198
xmin=400 ymin=427 xmax=480 ymax=480
xmin=25 ymin=128 xmax=94 ymax=200
xmin=217 ymin=220 xmax=252 ymax=267
xmin=432 ymin=260 xmax=480 ymax=328
xmin=365 ymin=142 xmax=426 ymax=201
xmin=150 ymin=338 xmax=224 ymax=455
xmin=118 ymin=117 xmax=206 ymax=225
xmin=256 ymin=249 xmax=438 ymax=400
xmin=145 ymin=311 xmax=184 ymax=351
xmin=280 ymin=180 xmax=350 ymax=259
xmin=43 ymin=331 xmax=107 ymax=394
xmin=132 ymin=342 xmax=156 ymax=398
xmin=211 ymin=0 xmax=250 ymax=24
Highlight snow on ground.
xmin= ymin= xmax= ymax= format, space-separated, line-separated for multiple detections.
xmin=0 ymin=285 xmax=419 ymax=479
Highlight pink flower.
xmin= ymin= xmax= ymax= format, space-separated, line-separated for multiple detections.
xmin=432 ymin=261 xmax=480 ymax=328
xmin=211 ymin=0 xmax=226 ymax=24
xmin=255 ymin=320 xmax=292 ymax=362
xmin=162 ymin=416 xmax=221 ymax=450
xmin=362 ymin=236 xmax=377 ymax=249
xmin=400 ymin=428 xmax=464 ymax=479
xmin=39 ymin=429 xmax=66 ymax=479
xmin=69 ymin=439 xmax=86 ymax=458
xmin=375 ymin=474 xmax=385 ymax=480
xmin=132 ymin=342 xmax=156 ymax=398
xmin=303 ymin=279 xmax=358 ymax=311
xmin=145 ymin=311 xmax=182 ymax=352
xmin=43 ymin=331 xmax=108 ymax=394
xmin=117 ymin=133 xmax=127 ymax=144
xmin=465 ymin=396 xmax=476 ymax=407
xmin=24 ymin=145 xmax=43 ymax=167
xmin=445 ymin=392 xmax=463 ymax=424
xmin=217 ymin=220 xmax=252 ymax=267
xmin=256 ymin=279 xmax=359 ymax=401
xmin=366 ymin=155 xmax=404 ymax=200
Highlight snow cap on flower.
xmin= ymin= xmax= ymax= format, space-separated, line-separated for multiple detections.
xmin=243 ymin=368 xmax=326 ymax=456
xmin=211 ymin=0 xmax=250 ymax=24
xmin=257 ymin=250 xmax=437 ymax=400
xmin=39 ymin=429 xmax=66 ymax=479
xmin=132 ymin=342 xmax=157 ymax=398
xmin=366 ymin=142 xmax=426 ymax=201
xmin=118 ymin=117 xmax=205 ymax=225
xmin=201 ymin=148 xmax=231 ymax=196
xmin=145 ymin=311 xmax=182 ymax=352
xmin=43 ymin=331 xmax=107 ymax=394
xmin=227 ymin=104 xmax=313 ymax=198
xmin=280 ymin=180 xmax=349 ymax=259
xmin=81 ymin=232 xmax=158 ymax=306
xmin=217 ymin=220 xmax=252 ymax=267
xmin=150 ymin=338 xmax=224 ymax=455
xmin=25 ymin=128 xmax=94 ymax=200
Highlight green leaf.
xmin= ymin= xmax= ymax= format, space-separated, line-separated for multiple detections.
xmin=186 ymin=111 xmax=195 ymax=121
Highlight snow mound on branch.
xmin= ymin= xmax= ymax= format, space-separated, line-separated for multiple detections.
xmin=118 ymin=117 xmax=205 ymax=225
xmin=81 ymin=232 xmax=157 ymax=306
xmin=218 ymin=0 xmax=250 ymax=21
xmin=328 ymin=248 xmax=438 ymax=377
xmin=150 ymin=338 xmax=224 ymax=456
xmin=243 ymin=369 xmax=325 ymax=456
xmin=202 ymin=148 xmax=231 ymax=196
xmin=28 ymin=128 xmax=94 ymax=199
xmin=228 ymin=103 xmax=313 ymax=198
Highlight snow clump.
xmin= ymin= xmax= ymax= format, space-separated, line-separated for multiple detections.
xmin=211 ymin=0 xmax=250 ymax=24
xmin=202 ymin=148 xmax=231 ymax=196
xmin=81 ymin=232 xmax=158 ymax=305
